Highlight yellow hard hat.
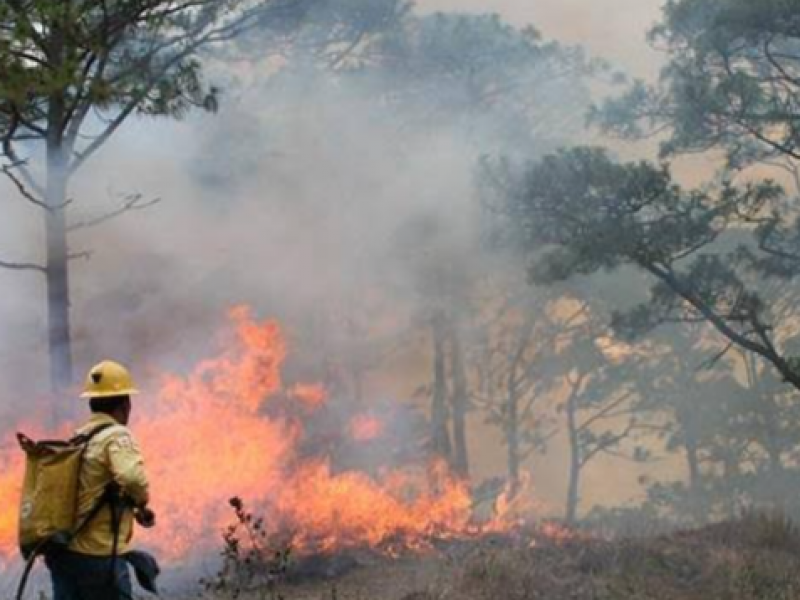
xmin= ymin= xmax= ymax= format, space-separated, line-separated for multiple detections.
xmin=80 ymin=360 xmax=139 ymax=399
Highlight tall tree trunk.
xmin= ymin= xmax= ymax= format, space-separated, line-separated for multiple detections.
xmin=685 ymin=441 xmax=701 ymax=489
xmin=674 ymin=403 xmax=704 ymax=522
xmin=505 ymin=315 xmax=535 ymax=496
xmin=449 ymin=319 xmax=469 ymax=478
xmin=565 ymin=383 xmax=580 ymax=525
xmin=45 ymin=13 xmax=74 ymax=397
xmin=684 ymin=432 xmax=701 ymax=492
xmin=45 ymin=150 xmax=73 ymax=394
xmin=430 ymin=310 xmax=452 ymax=460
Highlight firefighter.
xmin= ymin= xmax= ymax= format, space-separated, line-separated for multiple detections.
xmin=44 ymin=360 xmax=156 ymax=600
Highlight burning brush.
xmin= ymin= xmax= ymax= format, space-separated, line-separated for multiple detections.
xmin=0 ymin=306 xmax=531 ymax=574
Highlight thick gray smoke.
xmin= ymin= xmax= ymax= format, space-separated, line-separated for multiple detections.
xmin=0 ymin=0 xmax=664 ymax=518
xmin=1 ymin=19 xmax=583 ymax=373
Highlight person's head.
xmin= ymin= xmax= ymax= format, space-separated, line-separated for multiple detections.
xmin=80 ymin=360 xmax=139 ymax=424
xmin=89 ymin=395 xmax=132 ymax=425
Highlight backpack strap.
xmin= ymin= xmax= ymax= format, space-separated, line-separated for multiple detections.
xmin=72 ymin=483 xmax=122 ymax=538
xmin=70 ymin=422 xmax=116 ymax=445
xmin=69 ymin=423 xmax=124 ymax=538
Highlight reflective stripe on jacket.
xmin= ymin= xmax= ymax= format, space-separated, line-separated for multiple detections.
xmin=68 ymin=413 xmax=150 ymax=556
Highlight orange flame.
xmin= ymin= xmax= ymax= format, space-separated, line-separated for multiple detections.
xmin=350 ymin=415 xmax=384 ymax=442
xmin=0 ymin=306 xmax=526 ymax=566
xmin=0 ymin=444 xmax=23 ymax=564
xmin=288 ymin=383 xmax=327 ymax=408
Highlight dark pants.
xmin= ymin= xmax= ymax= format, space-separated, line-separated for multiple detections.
xmin=45 ymin=551 xmax=132 ymax=600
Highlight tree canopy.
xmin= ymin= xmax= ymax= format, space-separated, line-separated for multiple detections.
xmin=484 ymin=147 xmax=800 ymax=389
xmin=597 ymin=0 xmax=800 ymax=172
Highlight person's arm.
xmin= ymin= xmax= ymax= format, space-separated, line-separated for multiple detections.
xmin=106 ymin=429 xmax=150 ymax=508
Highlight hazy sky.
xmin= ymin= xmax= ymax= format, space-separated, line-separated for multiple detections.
xmin=421 ymin=0 xmax=666 ymax=79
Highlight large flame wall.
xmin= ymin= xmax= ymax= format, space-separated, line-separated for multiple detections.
xmin=0 ymin=306 xmax=517 ymax=567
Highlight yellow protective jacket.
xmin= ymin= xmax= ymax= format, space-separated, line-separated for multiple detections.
xmin=68 ymin=413 xmax=150 ymax=556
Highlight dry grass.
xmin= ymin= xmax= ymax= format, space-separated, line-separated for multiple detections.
xmin=203 ymin=515 xmax=800 ymax=600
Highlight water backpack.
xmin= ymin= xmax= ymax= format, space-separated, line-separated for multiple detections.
xmin=14 ymin=424 xmax=125 ymax=600
xmin=16 ymin=424 xmax=114 ymax=559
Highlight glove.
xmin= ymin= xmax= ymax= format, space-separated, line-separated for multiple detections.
xmin=135 ymin=507 xmax=156 ymax=529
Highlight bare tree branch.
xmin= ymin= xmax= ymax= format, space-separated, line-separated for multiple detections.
xmin=0 ymin=256 xmax=46 ymax=273
xmin=1 ymin=114 xmax=45 ymax=196
xmin=68 ymin=250 xmax=94 ymax=262
xmin=578 ymin=390 xmax=635 ymax=432
xmin=643 ymin=261 xmax=800 ymax=388
xmin=68 ymin=0 xmax=285 ymax=174
xmin=67 ymin=193 xmax=162 ymax=232
xmin=696 ymin=341 xmax=735 ymax=372
xmin=1 ymin=163 xmax=51 ymax=211
xmin=579 ymin=420 xmax=638 ymax=468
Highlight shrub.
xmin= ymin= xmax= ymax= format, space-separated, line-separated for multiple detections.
xmin=200 ymin=497 xmax=292 ymax=600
